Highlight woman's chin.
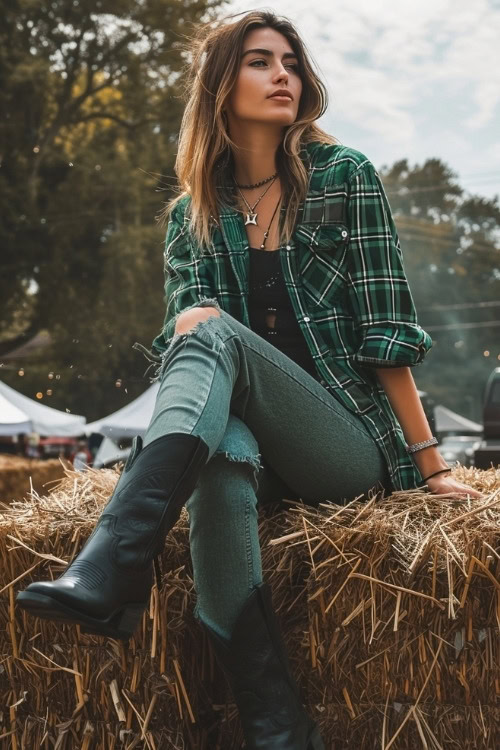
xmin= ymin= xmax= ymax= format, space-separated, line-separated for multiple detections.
xmin=254 ymin=114 xmax=297 ymax=127
xmin=228 ymin=112 xmax=298 ymax=130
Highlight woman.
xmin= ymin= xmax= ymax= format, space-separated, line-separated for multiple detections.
xmin=17 ymin=10 xmax=482 ymax=749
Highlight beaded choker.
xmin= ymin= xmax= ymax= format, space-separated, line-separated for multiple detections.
xmin=234 ymin=172 xmax=278 ymax=190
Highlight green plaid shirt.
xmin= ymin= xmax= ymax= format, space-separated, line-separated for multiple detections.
xmin=151 ymin=142 xmax=433 ymax=491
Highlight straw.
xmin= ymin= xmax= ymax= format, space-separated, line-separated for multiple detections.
xmin=0 ymin=461 xmax=498 ymax=748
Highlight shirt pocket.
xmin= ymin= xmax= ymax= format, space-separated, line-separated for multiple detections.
xmin=294 ymin=186 xmax=350 ymax=308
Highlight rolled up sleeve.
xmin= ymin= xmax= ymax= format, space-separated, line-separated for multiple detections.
xmin=346 ymin=160 xmax=432 ymax=368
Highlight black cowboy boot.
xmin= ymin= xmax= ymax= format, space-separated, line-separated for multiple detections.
xmin=198 ymin=581 xmax=325 ymax=750
xmin=16 ymin=433 xmax=208 ymax=639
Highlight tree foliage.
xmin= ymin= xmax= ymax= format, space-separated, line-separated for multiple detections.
xmin=1 ymin=2 xmax=499 ymax=423
xmin=0 ymin=0 xmax=224 ymax=419
xmin=380 ymin=159 xmax=500 ymax=419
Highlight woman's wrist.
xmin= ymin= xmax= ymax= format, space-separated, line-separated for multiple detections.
xmin=410 ymin=445 xmax=450 ymax=477
xmin=419 ymin=467 xmax=451 ymax=484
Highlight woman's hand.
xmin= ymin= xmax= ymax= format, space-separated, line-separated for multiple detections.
xmin=424 ymin=472 xmax=483 ymax=498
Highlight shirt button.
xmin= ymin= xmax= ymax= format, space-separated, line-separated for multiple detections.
xmin=286 ymin=244 xmax=291 ymax=250
xmin=320 ymin=379 xmax=327 ymax=386
xmin=303 ymin=316 xmax=310 ymax=323
xmin=341 ymin=230 xmax=348 ymax=238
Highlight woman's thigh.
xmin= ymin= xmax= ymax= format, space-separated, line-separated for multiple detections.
xmin=149 ymin=305 xmax=389 ymax=504
xmin=216 ymin=311 xmax=390 ymax=505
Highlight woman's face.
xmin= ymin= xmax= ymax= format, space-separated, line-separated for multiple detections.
xmin=226 ymin=27 xmax=302 ymax=128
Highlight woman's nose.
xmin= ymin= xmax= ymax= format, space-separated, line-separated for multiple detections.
xmin=274 ymin=67 xmax=289 ymax=85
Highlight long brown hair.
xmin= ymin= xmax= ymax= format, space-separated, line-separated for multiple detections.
xmin=160 ymin=10 xmax=338 ymax=251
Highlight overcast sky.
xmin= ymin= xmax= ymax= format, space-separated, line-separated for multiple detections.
xmin=226 ymin=0 xmax=500 ymax=200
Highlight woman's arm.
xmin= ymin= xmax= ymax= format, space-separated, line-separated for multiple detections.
xmin=151 ymin=199 xmax=216 ymax=356
xmin=375 ymin=367 xmax=447 ymax=477
xmin=376 ymin=367 xmax=482 ymax=497
xmin=344 ymin=158 xmax=481 ymax=497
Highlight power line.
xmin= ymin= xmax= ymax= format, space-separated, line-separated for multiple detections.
xmin=385 ymin=178 xmax=499 ymax=195
xmin=396 ymin=224 xmax=500 ymax=255
xmin=424 ymin=320 xmax=500 ymax=331
xmin=424 ymin=300 xmax=500 ymax=312
xmin=460 ymin=169 xmax=500 ymax=179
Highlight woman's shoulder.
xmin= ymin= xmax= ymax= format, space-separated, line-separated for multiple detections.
xmin=305 ymin=142 xmax=375 ymax=186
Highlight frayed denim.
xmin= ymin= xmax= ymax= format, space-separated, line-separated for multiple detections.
xmin=143 ymin=307 xmax=389 ymax=639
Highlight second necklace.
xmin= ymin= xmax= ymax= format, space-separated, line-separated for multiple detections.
xmin=235 ymin=175 xmax=277 ymax=226
xmin=256 ymin=195 xmax=281 ymax=250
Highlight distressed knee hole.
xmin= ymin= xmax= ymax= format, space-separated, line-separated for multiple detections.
xmin=175 ymin=306 xmax=221 ymax=335
xmin=213 ymin=449 xmax=262 ymax=473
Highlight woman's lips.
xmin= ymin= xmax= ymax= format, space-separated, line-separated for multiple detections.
xmin=268 ymin=95 xmax=293 ymax=101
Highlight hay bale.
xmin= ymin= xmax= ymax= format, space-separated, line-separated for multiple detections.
xmin=0 ymin=455 xmax=66 ymax=504
xmin=0 ymin=464 xmax=499 ymax=749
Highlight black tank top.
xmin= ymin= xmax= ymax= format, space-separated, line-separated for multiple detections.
xmin=247 ymin=248 xmax=317 ymax=379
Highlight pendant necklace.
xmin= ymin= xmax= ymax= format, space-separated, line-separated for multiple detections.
xmin=235 ymin=175 xmax=277 ymax=226
xmin=258 ymin=195 xmax=281 ymax=250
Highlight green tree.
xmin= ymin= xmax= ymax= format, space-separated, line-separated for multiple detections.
xmin=0 ymin=0 xmax=225 ymax=419
xmin=381 ymin=159 xmax=500 ymax=421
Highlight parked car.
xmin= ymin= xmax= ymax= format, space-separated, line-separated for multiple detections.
xmin=474 ymin=367 xmax=500 ymax=469
xmin=439 ymin=435 xmax=481 ymax=468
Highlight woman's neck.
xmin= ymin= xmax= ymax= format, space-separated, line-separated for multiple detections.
xmin=229 ymin=123 xmax=283 ymax=185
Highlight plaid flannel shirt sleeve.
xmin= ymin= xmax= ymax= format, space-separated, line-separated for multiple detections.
xmin=346 ymin=160 xmax=433 ymax=368
xmin=151 ymin=203 xmax=215 ymax=355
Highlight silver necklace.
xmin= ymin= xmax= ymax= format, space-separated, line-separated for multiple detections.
xmin=235 ymin=175 xmax=277 ymax=226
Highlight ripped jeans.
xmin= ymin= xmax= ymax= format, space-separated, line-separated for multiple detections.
xmin=143 ymin=302 xmax=390 ymax=640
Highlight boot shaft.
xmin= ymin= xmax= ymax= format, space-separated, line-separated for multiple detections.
xmin=199 ymin=582 xmax=325 ymax=749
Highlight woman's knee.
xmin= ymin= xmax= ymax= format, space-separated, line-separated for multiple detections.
xmin=186 ymin=416 xmax=261 ymax=513
xmin=212 ymin=415 xmax=260 ymax=470
xmin=175 ymin=306 xmax=220 ymax=335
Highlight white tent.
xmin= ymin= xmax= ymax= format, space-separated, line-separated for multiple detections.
xmin=434 ymin=405 xmax=482 ymax=434
xmin=0 ymin=380 xmax=86 ymax=437
xmin=0 ymin=392 xmax=32 ymax=435
xmin=85 ymin=383 xmax=159 ymax=439
xmin=92 ymin=436 xmax=131 ymax=468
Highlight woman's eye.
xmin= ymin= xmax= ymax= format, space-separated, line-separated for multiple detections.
xmin=249 ymin=60 xmax=299 ymax=72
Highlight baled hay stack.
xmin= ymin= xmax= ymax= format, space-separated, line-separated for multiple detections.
xmin=0 ymin=464 xmax=499 ymax=749
xmin=0 ymin=455 xmax=66 ymax=504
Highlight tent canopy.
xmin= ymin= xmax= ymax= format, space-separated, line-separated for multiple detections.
xmin=434 ymin=405 xmax=482 ymax=434
xmin=0 ymin=392 xmax=32 ymax=435
xmin=93 ymin=437 xmax=131 ymax=468
xmin=0 ymin=380 xmax=86 ymax=437
xmin=85 ymin=383 xmax=159 ymax=439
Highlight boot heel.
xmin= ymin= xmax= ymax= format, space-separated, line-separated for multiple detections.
xmin=308 ymin=723 xmax=325 ymax=750
xmin=113 ymin=604 xmax=146 ymax=639
xmin=80 ymin=604 xmax=146 ymax=640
